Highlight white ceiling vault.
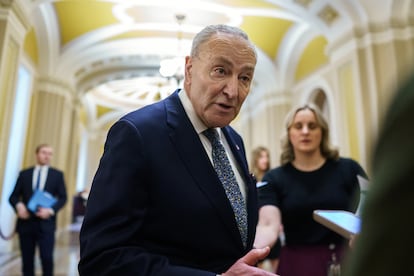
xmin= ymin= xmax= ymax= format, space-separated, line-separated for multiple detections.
xmin=22 ymin=0 xmax=410 ymax=131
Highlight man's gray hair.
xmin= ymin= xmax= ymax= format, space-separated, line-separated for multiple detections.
xmin=190 ymin=24 xmax=256 ymax=58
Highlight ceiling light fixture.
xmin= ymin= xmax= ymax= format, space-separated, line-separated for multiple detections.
xmin=159 ymin=14 xmax=186 ymax=85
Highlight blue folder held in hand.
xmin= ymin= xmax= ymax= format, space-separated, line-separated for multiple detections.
xmin=27 ymin=190 xmax=57 ymax=212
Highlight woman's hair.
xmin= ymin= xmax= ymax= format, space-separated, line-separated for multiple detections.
xmin=280 ymin=103 xmax=339 ymax=165
xmin=250 ymin=146 xmax=270 ymax=180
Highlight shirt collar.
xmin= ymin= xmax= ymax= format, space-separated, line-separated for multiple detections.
xmin=36 ymin=165 xmax=49 ymax=170
xmin=178 ymin=89 xmax=209 ymax=134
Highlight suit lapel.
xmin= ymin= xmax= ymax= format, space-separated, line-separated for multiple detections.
xmin=221 ymin=128 xmax=250 ymax=182
xmin=221 ymin=127 xmax=258 ymax=248
xmin=164 ymin=92 xmax=245 ymax=247
xmin=29 ymin=168 xmax=36 ymax=195
xmin=43 ymin=168 xmax=50 ymax=192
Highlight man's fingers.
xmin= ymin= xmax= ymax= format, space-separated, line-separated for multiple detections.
xmin=241 ymin=247 xmax=270 ymax=266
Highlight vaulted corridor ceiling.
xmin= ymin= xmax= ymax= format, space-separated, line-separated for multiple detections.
xmin=23 ymin=0 xmax=412 ymax=130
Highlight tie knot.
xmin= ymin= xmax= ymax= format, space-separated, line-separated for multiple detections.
xmin=203 ymin=128 xmax=220 ymax=145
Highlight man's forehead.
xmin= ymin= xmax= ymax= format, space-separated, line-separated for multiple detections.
xmin=198 ymin=39 xmax=256 ymax=65
xmin=39 ymin=147 xmax=53 ymax=152
xmin=196 ymin=52 xmax=255 ymax=71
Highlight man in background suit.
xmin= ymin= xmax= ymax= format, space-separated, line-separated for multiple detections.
xmin=79 ymin=25 xmax=277 ymax=275
xmin=9 ymin=144 xmax=67 ymax=276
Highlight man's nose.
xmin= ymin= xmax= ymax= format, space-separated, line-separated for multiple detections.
xmin=223 ymin=76 xmax=238 ymax=98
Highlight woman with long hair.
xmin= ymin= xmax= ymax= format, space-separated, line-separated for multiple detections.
xmin=251 ymin=146 xmax=281 ymax=272
xmin=255 ymin=103 xmax=367 ymax=276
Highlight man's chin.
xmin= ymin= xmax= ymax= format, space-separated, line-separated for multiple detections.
xmin=206 ymin=117 xmax=234 ymax=128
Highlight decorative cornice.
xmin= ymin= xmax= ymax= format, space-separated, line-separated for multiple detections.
xmin=0 ymin=0 xmax=13 ymax=7
xmin=327 ymin=22 xmax=414 ymax=63
xmin=293 ymin=0 xmax=313 ymax=8
xmin=0 ymin=0 xmax=31 ymax=31
xmin=243 ymin=90 xmax=291 ymax=119
xmin=36 ymin=77 xmax=77 ymax=106
xmin=318 ymin=4 xmax=339 ymax=26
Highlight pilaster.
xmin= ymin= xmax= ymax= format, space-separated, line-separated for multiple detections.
xmin=0 ymin=0 xmax=31 ymax=252
xmin=25 ymin=77 xmax=79 ymax=230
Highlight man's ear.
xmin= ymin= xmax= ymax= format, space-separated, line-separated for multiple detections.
xmin=184 ymin=56 xmax=192 ymax=85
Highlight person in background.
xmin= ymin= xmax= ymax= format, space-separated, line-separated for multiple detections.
xmin=72 ymin=188 xmax=89 ymax=223
xmin=343 ymin=70 xmax=414 ymax=276
xmin=78 ymin=24 xmax=277 ymax=276
xmin=250 ymin=146 xmax=271 ymax=182
xmin=255 ymin=103 xmax=367 ymax=276
xmin=9 ymin=144 xmax=67 ymax=276
xmin=251 ymin=146 xmax=282 ymax=273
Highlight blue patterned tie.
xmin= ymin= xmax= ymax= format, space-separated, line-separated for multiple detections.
xmin=203 ymin=128 xmax=248 ymax=247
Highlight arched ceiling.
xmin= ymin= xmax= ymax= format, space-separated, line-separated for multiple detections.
xmin=22 ymin=0 xmax=383 ymax=130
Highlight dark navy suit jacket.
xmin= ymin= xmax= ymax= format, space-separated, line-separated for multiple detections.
xmin=79 ymin=90 xmax=258 ymax=275
xmin=9 ymin=166 xmax=67 ymax=233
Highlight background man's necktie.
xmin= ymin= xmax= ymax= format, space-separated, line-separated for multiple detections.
xmin=35 ymin=168 xmax=41 ymax=190
xmin=203 ymin=128 xmax=248 ymax=247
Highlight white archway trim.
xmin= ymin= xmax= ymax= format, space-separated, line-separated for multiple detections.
xmin=293 ymin=76 xmax=338 ymax=146
xmin=31 ymin=3 xmax=61 ymax=75
xmin=245 ymin=47 xmax=279 ymax=113
xmin=57 ymin=37 xmax=192 ymax=77
xmin=277 ymin=23 xmax=317 ymax=89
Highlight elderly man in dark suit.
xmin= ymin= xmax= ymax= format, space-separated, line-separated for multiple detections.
xmin=9 ymin=143 xmax=67 ymax=276
xmin=78 ymin=25 xmax=277 ymax=276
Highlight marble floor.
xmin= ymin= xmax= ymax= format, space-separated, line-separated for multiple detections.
xmin=0 ymin=225 xmax=80 ymax=276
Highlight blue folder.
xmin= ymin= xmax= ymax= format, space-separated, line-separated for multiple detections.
xmin=27 ymin=190 xmax=57 ymax=212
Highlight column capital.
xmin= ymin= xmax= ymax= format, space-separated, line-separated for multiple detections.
xmin=0 ymin=0 xmax=31 ymax=35
xmin=37 ymin=77 xmax=77 ymax=108
xmin=0 ymin=0 xmax=13 ymax=7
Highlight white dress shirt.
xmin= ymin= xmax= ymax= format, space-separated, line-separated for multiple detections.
xmin=33 ymin=165 xmax=49 ymax=191
xmin=178 ymin=89 xmax=247 ymax=200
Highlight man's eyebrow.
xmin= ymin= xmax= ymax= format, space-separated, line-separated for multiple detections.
xmin=211 ymin=56 xmax=232 ymax=66
xmin=213 ymin=56 xmax=255 ymax=72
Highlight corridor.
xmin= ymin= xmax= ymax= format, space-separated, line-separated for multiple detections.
xmin=0 ymin=226 xmax=80 ymax=276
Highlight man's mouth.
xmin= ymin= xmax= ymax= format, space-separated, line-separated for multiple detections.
xmin=218 ymin=103 xmax=232 ymax=109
